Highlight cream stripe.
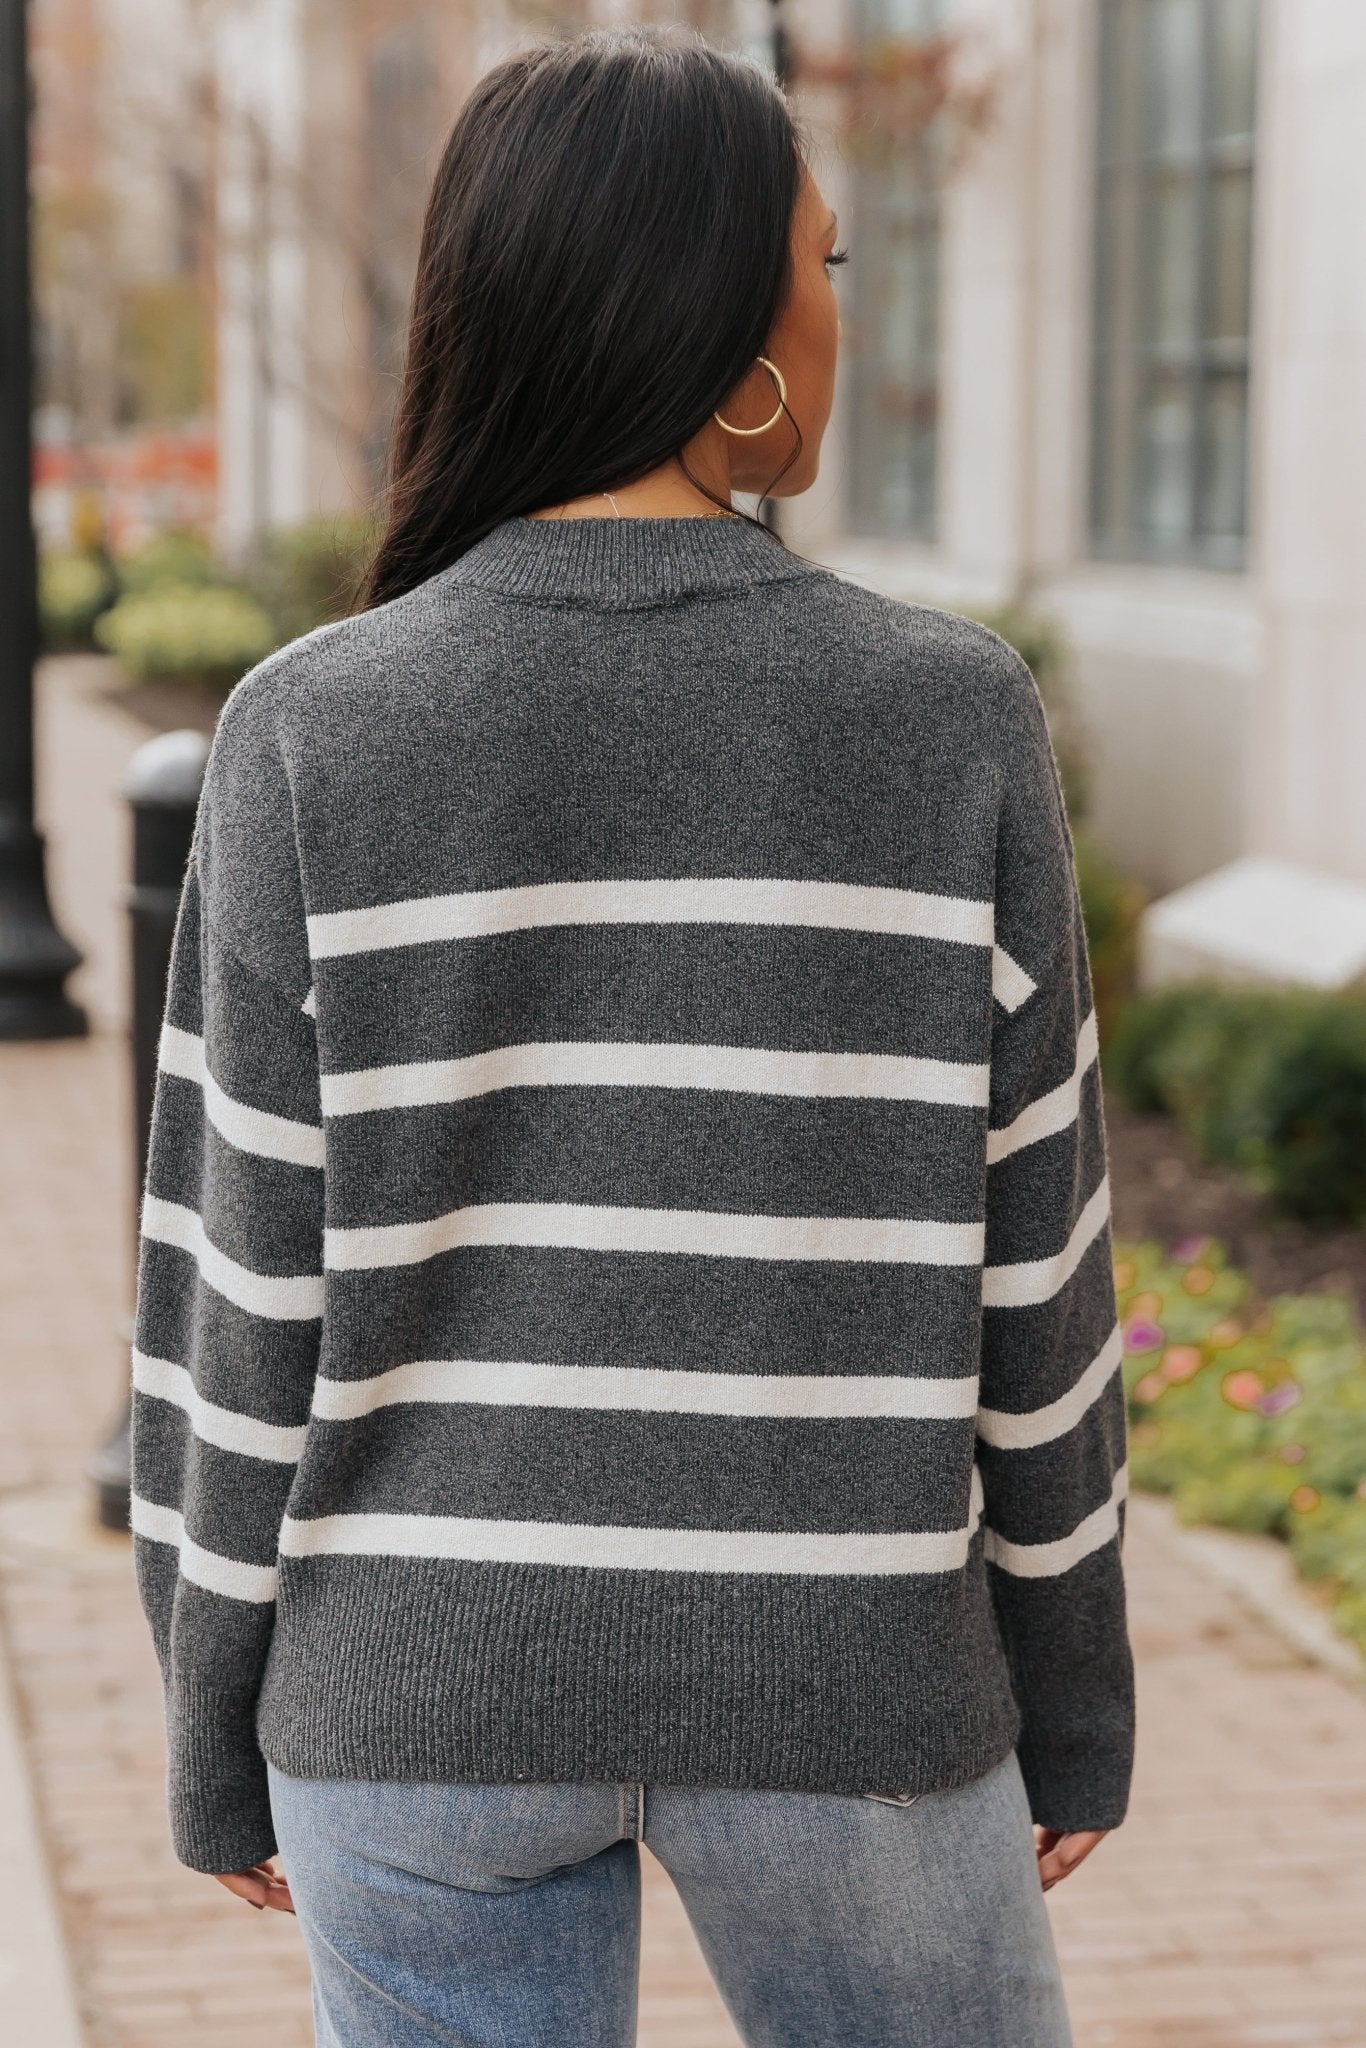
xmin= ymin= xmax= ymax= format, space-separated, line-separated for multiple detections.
xmin=279 ymin=1501 xmax=984 ymax=1577
xmin=980 ymin=1176 xmax=1111 ymax=1309
xmin=324 ymin=1203 xmax=985 ymax=1272
xmin=984 ymin=1465 xmax=1129 ymax=1578
xmin=159 ymin=1025 xmax=325 ymax=1167
xmin=132 ymin=1350 xmax=308 ymax=1463
xmin=311 ymin=1357 xmax=981 ymax=1422
xmin=986 ymin=1011 xmax=1100 ymax=1165
xmin=140 ymin=1195 xmax=325 ymax=1320
xmin=130 ymin=1495 xmax=279 ymax=1603
xmin=320 ymin=1040 xmax=991 ymax=1116
xmin=306 ymin=875 xmax=997 ymax=959
xmin=991 ymin=946 xmax=1037 ymax=1013
xmin=976 ymin=1325 xmax=1124 ymax=1450
xmin=301 ymin=984 xmax=317 ymax=1018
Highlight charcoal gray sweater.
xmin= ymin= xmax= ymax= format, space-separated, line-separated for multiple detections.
xmin=130 ymin=511 xmax=1133 ymax=1876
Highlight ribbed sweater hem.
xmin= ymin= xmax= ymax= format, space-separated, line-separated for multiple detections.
xmin=254 ymin=1550 xmax=1022 ymax=1803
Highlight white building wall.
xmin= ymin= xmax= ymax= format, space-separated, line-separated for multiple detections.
xmin=937 ymin=0 xmax=1038 ymax=595
xmin=213 ymin=0 xmax=342 ymax=560
xmin=260 ymin=0 xmax=310 ymax=534
xmin=1248 ymin=0 xmax=1366 ymax=885
xmin=214 ymin=0 xmax=259 ymax=558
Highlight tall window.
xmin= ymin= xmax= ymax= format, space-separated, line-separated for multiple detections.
xmin=846 ymin=0 xmax=943 ymax=540
xmin=1091 ymin=0 xmax=1259 ymax=568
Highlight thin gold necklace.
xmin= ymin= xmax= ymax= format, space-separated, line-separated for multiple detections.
xmin=599 ymin=489 xmax=737 ymax=520
xmin=537 ymin=489 xmax=738 ymax=521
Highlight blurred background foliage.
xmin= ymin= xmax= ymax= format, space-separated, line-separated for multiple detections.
xmin=41 ymin=512 xmax=378 ymax=684
xmin=1118 ymin=1236 xmax=1366 ymax=1655
xmin=1110 ymin=984 xmax=1366 ymax=1225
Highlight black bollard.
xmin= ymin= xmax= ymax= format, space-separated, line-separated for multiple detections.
xmin=91 ymin=730 xmax=209 ymax=1532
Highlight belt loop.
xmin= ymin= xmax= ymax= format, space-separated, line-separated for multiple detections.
xmin=638 ymin=1781 xmax=646 ymax=1839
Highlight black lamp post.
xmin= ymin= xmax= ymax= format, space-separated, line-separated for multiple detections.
xmin=0 ymin=0 xmax=86 ymax=1041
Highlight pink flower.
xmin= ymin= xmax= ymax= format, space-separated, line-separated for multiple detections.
xmin=1124 ymin=1317 xmax=1163 ymax=1354
xmin=1258 ymin=1382 xmax=1302 ymax=1417
xmin=1221 ymin=1370 xmax=1264 ymax=1412
xmin=1170 ymin=1234 xmax=1210 ymax=1263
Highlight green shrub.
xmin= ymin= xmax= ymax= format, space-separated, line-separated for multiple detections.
xmin=245 ymin=513 xmax=379 ymax=643
xmin=1073 ymin=829 xmax=1146 ymax=1045
xmin=116 ymin=529 xmax=225 ymax=595
xmin=1288 ymin=1494 xmax=1366 ymax=1592
xmin=39 ymin=550 xmax=118 ymax=650
xmin=1174 ymin=1458 xmax=1307 ymax=1534
xmin=1106 ymin=983 xmax=1213 ymax=1112
xmin=1245 ymin=998 xmax=1366 ymax=1222
xmin=94 ymin=582 xmax=277 ymax=688
xmin=1116 ymin=1235 xmax=1366 ymax=1654
xmin=1108 ymin=984 xmax=1366 ymax=1222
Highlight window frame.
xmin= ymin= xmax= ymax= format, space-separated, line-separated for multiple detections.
xmin=1088 ymin=0 xmax=1259 ymax=572
xmin=843 ymin=0 xmax=946 ymax=543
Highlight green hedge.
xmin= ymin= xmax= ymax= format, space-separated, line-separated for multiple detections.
xmin=53 ymin=516 xmax=379 ymax=691
xmin=44 ymin=516 xmax=381 ymax=684
xmin=1073 ymin=829 xmax=1146 ymax=1047
xmin=1109 ymin=983 xmax=1366 ymax=1223
xmin=39 ymin=551 xmax=119 ymax=650
xmin=116 ymin=530 xmax=227 ymax=594
xmin=1118 ymin=1235 xmax=1366 ymax=1656
xmin=94 ymin=583 xmax=277 ymax=689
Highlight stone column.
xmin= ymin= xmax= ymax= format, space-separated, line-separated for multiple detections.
xmin=213 ymin=0 xmax=311 ymax=560
xmin=1247 ymin=0 xmax=1366 ymax=884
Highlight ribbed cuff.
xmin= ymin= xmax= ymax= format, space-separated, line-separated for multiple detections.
xmin=165 ymin=1677 xmax=277 ymax=1875
xmin=1016 ymin=1757 xmax=1133 ymax=1836
xmin=1005 ymin=1660 xmax=1135 ymax=1834
xmin=989 ymin=1554 xmax=1135 ymax=1835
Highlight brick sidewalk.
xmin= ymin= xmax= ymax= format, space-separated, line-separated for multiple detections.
xmin=2 ymin=659 xmax=1365 ymax=2047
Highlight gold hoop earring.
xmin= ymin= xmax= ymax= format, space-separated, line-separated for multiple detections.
xmin=713 ymin=355 xmax=788 ymax=437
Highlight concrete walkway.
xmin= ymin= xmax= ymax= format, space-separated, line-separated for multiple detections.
xmin=0 ymin=1609 xmax=85 ymax=2043
xmin=1 ymin=657 xmax=1364 ymax=2046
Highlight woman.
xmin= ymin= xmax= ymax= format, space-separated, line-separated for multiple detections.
xmin=131 ymin=25 xmax=1133 ymax=2047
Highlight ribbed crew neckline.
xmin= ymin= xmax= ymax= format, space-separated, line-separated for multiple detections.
xmin=440 ymin=513 xmax=825 ymax=610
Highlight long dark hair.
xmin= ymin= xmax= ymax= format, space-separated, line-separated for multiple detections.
xmin=358 ymin=26 xmax=806 ymax=611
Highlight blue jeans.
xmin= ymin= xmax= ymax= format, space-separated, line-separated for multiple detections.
xmin=266 ymin=1748 xmax=1073 ymax=2048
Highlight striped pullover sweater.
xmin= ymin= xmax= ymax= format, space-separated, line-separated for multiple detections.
xmin=130 ymin=512 xmax=1133 ymax=1876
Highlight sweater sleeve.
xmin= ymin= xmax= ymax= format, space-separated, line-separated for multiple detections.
xmin=976 ymin=657 xmax=1135 ymax=1835
xmin=130 ymin=679 xmax=324 ymax=1874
